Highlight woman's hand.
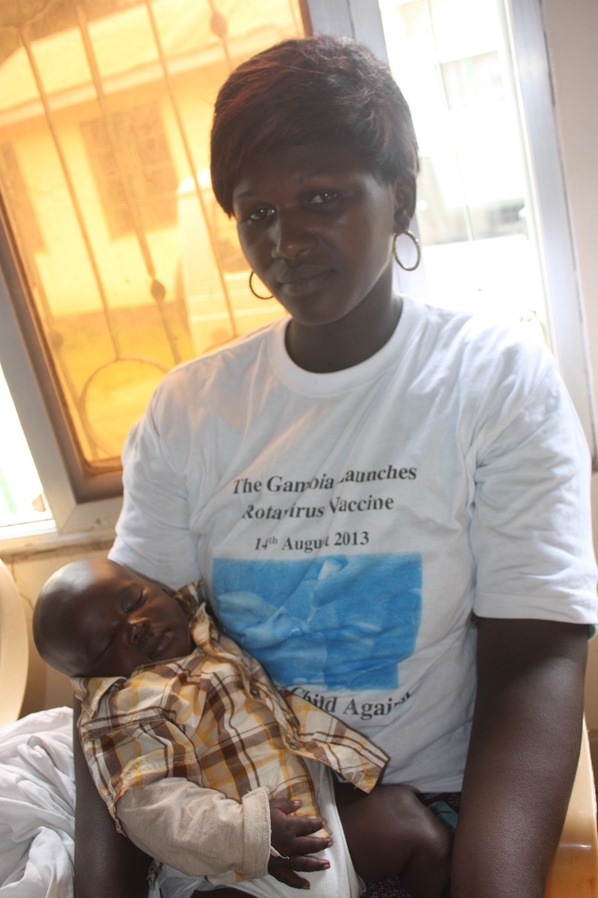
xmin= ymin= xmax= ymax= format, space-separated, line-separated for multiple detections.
xmin=268 ymin=797 xmax=332 ymax=889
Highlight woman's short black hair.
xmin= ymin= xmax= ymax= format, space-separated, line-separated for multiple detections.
xmin=210 ymin=34 xmax=419 ymax=215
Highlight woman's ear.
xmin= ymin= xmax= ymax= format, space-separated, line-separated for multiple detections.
xmin=393 ymin=175 xmax=417 ymax=234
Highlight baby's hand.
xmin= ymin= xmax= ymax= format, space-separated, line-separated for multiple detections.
xmin=268 ymin=797 xmax=332 ymax=889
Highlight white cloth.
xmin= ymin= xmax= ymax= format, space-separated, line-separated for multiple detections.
xmin=111 ymin=296 xmax=597 ymax=791
xmin=153 ymin=760 xmax=363 ymax=898
xmin=0 ymin=708 xmax=75 ymax=898
xmin=0 ymin=710 xmax=361 ymax=898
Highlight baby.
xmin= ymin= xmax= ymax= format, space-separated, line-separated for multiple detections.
xmin=33 ymin=558 xmax=451 ymax=898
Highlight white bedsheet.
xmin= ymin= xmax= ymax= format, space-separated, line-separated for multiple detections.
xmin=0 ymin=707 xmax=75 ymax=897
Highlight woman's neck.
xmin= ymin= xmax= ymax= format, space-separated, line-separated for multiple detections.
xmin=285 ymin=292 xmax=403 ymax=373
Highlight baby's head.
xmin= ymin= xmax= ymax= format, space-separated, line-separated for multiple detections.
xmin=33 ymin=558 xmax=192 ymax=678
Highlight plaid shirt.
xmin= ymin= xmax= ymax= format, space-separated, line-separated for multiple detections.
xmin=74 ymin=582 xmax=388 ymax=826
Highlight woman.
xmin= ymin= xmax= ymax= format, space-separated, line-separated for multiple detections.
xmin=73 ymin=35 xmax=597 ymax=898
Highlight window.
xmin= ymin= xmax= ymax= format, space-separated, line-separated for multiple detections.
xmin=441 ymin=52 xmax=504 ymax=110
xmin=0 ymin=0 xmax=303 ymax=524
xmin=81 ymin=103 xmax=178 ymax=238
xmin=379 ymin=0 xmax=548 ymax=337
xmin=0 ymin=365 xmax=52 ymax=536
xmin=374 ymin=0 xmax=595 ymax=455
xmin=0 ymin=142 xmax=44 ymax=254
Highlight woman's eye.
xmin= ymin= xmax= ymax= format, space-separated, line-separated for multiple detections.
xmin=246 ymin=206 xmax=275 ymax=223
xmin=307 ymin=191 xmax=338 ymax=206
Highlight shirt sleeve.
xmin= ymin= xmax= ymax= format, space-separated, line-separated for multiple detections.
xmin=470 ymin=342 xmax=597 ymax=623
xmin=116 ymin=779 xmax=271 ymax=881
xmin=109 ymin=390 xmax=201 ymax=588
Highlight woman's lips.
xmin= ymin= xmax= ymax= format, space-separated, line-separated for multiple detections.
xmin=276 ymin=268 xmax=330 ymax=297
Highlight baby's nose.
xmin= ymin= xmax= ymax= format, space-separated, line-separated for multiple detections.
xmin=127 ymin=618 xmax=149 ymax=645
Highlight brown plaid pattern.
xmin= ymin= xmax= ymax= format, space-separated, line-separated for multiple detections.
xmin=74 ymin=582 xmax=388 ymax=823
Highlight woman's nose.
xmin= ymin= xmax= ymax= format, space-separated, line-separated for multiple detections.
xmin=270 ymin=213 xmax=315 ymax=259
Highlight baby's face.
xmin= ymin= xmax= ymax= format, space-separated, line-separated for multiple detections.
xmin=64 ymin=561 xmax=193 ymax=678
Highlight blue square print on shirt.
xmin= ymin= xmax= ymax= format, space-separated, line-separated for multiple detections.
xmin=212 ymin=554 xmax=422 ymax=691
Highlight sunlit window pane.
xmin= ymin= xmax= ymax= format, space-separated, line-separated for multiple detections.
xmin=379 ymin=0 xmax=550 ymax=346
xmin=0 ymin=0 xmax=302 ymax=478
xmin=0 ymin=365 xmax=53 ymax=530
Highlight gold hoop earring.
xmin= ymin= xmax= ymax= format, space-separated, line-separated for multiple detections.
xmin=249 ymin=271 xmax=273 ymax=300
xmin=393 ymin=230 xmax=421 ymax=272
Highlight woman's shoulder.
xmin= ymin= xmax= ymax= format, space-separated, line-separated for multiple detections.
xmin=166 ymin=319 xmax=283 ymax=385
xmin=404 ymin=296 xmax=555 ymax=382
xmin=143 ymin=321 xmax=288 ymax=426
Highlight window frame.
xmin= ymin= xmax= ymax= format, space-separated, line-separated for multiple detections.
xmin=502 ymin=0 xmax=597 ymax=463
xmin=0 ymin=0 xmax=595 ymax=553
xmin=0 ymin=235 xmax=121 ymax=548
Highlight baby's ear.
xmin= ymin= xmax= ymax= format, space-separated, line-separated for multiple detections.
xmin=393 ymin=175 xmax=417 ymax=234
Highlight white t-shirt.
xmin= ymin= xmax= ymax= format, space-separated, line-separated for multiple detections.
xmin=111 ymin=297 xmax=597 ymax=790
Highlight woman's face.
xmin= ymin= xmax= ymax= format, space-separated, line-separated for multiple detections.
xmin=232 ymin=143 xmax=399 ymax=332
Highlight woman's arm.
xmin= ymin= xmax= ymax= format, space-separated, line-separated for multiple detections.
xmin=451 ymin=617 xmax=588 ymax=898
xmin=72 ymin=698 xmax=151 ymax=898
